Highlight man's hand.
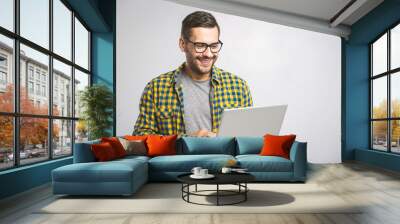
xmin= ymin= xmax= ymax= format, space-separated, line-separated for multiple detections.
xmin=207 ymin=131 xmax=217 ymax=137
xmin=190 ymin=129 xmax=217 ymax=137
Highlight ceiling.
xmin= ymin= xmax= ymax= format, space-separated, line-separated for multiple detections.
xmin=226 ymin=0 xmax=353 ymax=23
xmin=224 ymin=0 xmax=383 ymax=26
xmin=165 ymin=0 xmax=384 ymax=38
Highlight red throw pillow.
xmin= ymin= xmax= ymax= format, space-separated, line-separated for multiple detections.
xmin=259 ymin=134 xmax=296 ymax=159
xmin=91 ymin=142 xmax=118 ymax=161
xmin=101 ymin=137 xmax=127 ymax=158
xmin=146 ymin=135 xmax=177 ymax=157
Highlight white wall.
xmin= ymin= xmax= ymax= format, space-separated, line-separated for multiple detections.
xmin=117 ymin=0 xmax=342 ymax=163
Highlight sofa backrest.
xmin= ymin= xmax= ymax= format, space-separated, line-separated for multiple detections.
xmin=73 ymin=139 xmax=100 ymax=163
xmin=73 ymin=136 xmax=302 ymax=161
xmin=235 ymin=136 xmax=263 ymax=155
xmin=178 ymin=137 xmax=236 ymax=155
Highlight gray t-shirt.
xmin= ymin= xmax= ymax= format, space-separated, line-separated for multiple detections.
xmin=176 ymin=71 xmax=212 ymax=134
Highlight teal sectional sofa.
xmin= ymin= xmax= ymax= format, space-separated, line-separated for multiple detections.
xmin=52 ymin=137 xmax=307 ymax=196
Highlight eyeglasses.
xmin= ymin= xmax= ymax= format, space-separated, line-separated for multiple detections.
xmin=185 ymin=39 xmax=223 ymax=53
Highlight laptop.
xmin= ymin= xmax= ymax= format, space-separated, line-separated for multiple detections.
xmin=217 ymin=105 xmax=288 ymax=137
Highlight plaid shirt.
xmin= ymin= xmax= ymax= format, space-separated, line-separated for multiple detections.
xmin=133 ymin=63 xmax=253 ymax=135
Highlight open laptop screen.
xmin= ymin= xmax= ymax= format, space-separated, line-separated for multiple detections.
xmin=218 ymin=105 xmax=287 ymax=137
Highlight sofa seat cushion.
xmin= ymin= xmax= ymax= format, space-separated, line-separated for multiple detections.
xmin=117 ymin=155 xmax=150 ymax=163
xmin=236 ymin=155 xmax=293 ymax=172
xmin=53 ymin=159 xmax=147 ymax=183
xmin=149 ymin=154 xmax=235 ymax=172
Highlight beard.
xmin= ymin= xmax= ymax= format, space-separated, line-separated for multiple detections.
xmin=186 ymin=54 xmax=217 ymax=76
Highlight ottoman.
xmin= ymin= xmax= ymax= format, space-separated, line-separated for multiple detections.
xmin=52 ymin=156 xmax=148 ymax=196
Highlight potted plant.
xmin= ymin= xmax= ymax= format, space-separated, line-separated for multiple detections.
xmin=79 ymin=84 xmax=113 ymax=140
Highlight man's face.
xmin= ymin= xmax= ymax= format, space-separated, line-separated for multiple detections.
xmin=180 ymin=26 xmax=220 ymax=76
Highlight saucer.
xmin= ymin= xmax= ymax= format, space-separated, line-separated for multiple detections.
xmin=190 ymin=174 xmax=215 ymax=179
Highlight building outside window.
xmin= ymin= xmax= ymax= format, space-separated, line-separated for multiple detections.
xmin=41 ymin=73 xmax=46 ymax=83
xmin=28 ymin=81 xmax=34 ymax=94
xmin=54 ymin=89 xmax=58 ymax=103
xmin=0 ymin=71 xmax=7 ymax=93
xmin=0 ymin=54 xmax=7 ymax=89
xmin=35 ymin=83 xmax=40 ymax=95
xmin=35 ymin=70 xmax=40 ymax=81
xmin=28 ymin=66 xmax=34 ymax=80
xmin=0 ymin=71 xmax=6 ymax=84
xmin=0 ymin=54 xmax=6 ymax=67
xmin=42 ymin=85 xmax=46 ymax=97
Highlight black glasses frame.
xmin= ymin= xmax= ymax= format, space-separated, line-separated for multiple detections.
xmin=185 ymin=39 xmax=223 ymax=53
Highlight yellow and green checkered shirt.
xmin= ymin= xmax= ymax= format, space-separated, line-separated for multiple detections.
xmin=133 ymin=63 xmax=253 ymax=135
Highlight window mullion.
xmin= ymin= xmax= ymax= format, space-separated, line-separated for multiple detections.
xmin=88 ymin=31 xmax=91 ymax=75
xmin=370 ymin=45 xmax=373 ymax=149
xmin=13 ymin=0 xmax=20 ymax=167
xmin=388 ymin=30 xmax=391 ymax=153
xmin=48 ymin=0 xmax=54 ymax=160
xmin=71 ymin=10 xmax=76 ymax=155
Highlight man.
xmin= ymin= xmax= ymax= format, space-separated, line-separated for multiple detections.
xmin=133 ymin=11 xmax=253 ymax=137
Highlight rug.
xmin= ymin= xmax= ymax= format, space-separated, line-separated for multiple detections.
xmin=37 ymin=183 xmax=362 ymax=214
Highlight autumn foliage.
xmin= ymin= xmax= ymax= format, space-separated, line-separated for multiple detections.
xmin=0 ymin=84 xmax=59 ymax=150
xmin=372 ymin=99 xmax=400 ymax=141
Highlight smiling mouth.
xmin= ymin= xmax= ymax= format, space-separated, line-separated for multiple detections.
xmin=198 ymin=58 xmax=212 ymax=66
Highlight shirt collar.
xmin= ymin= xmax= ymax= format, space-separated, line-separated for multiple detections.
xmin=170 ymin=62 xmax=221 ymax=85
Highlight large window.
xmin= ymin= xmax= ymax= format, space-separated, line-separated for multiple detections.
xmin=371 ymin=22 xmax=400 ymax=153
xmin=0 ymin=0 xmax=91 ymax=171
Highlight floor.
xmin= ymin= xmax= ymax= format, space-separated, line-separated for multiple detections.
xmin=0 ymin=162 xmax=400 ymax=224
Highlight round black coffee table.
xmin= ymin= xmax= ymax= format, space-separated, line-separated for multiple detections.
xmin=177 ymin=173 xmax=255 ymax=206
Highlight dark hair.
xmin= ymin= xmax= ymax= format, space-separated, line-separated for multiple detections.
xmin=181 ymin=11 xmax=220 ymax=40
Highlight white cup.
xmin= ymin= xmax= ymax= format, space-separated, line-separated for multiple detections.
xmin=191 ymin=167 xmax=202 ymax=176
xmin=221 ymin=167 xmax=232 ymax=174
xmin=200 ymin=169 xmax=208 ymax=176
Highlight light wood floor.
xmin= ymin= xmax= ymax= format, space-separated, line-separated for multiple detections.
xmin=1 ymin=162 xmax=400 ymax=224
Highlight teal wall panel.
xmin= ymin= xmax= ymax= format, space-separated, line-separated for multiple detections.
xmin=91 ymin=32 xmax=114 ymax=135
xmin=91 ymin=0 xmax=116 ymax=135
xmin=92 ymin=32 xmax=113 ymax=88
xmin=355 ymin=148 xmax=400 ymax=172
xmin=0 ymin=158 xmax=72 ymax=199
xmin=343 ymin=43 xmax=370 ymax=160
xmin=65 ymin=0 xmax=110 ymax=32
xmin=344 ymin=0 xmax=400 ymax=171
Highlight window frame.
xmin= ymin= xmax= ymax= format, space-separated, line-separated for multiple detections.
xmin=370 ymin=20 xmax=400 ymax=154
xmin=0 ymin=71 xmax=7 ymax=85
xmin=0 ymin=53 xmax=7 ymax=68
xmin=0 ymin=53 xmax=8 ymax=89
xmin=0 ymin=0 xmax=92 ymax=171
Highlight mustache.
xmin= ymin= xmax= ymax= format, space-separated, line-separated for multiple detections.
xmin=196 ymin=56 xmax=216 ymax=60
